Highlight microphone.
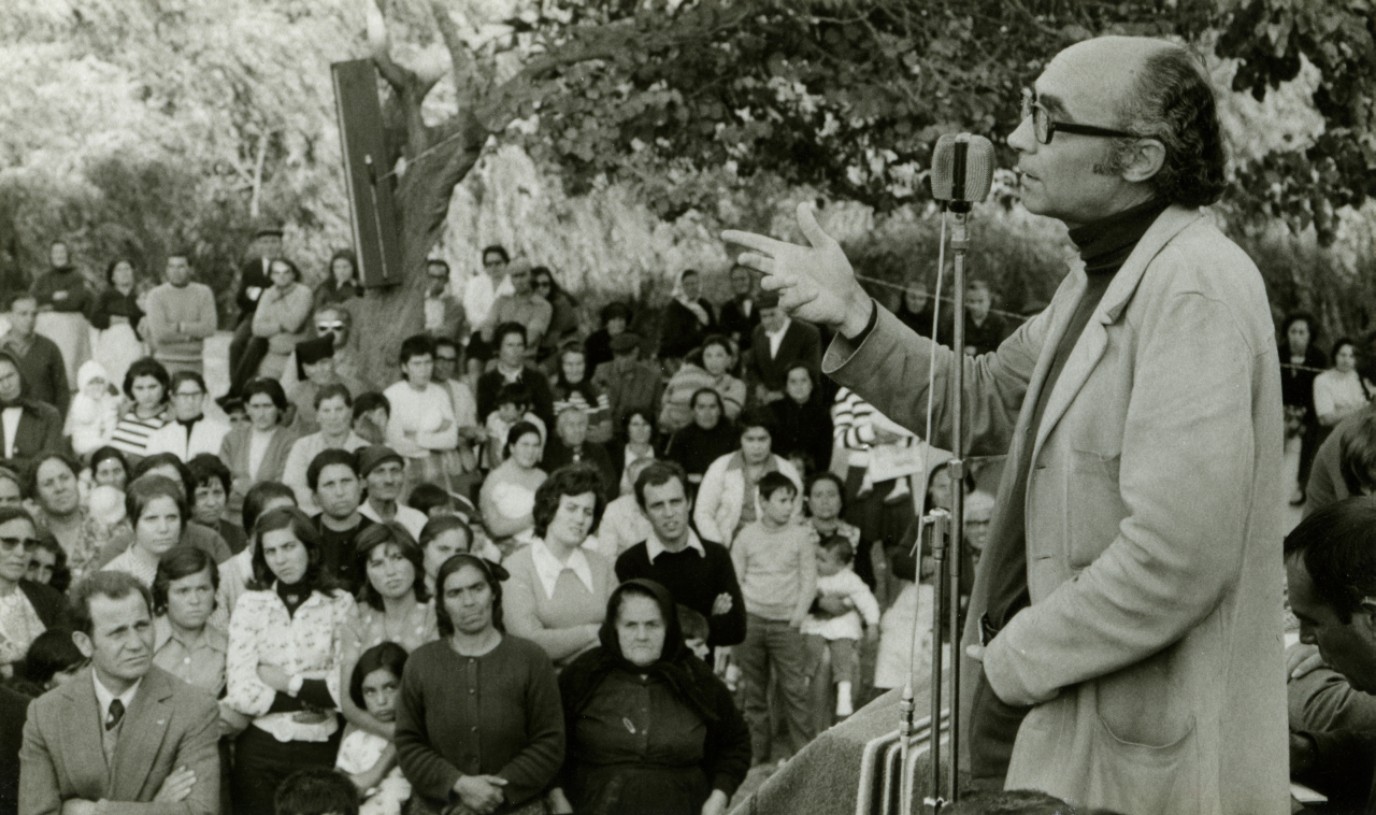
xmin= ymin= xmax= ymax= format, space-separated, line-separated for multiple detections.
xmin=930 ymin=133 xmax=995 ymax=211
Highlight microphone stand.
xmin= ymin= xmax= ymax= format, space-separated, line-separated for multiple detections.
xmin=921 ymin=202 xmax=971 ymax=814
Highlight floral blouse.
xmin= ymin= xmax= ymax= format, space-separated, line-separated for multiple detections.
xmin=226 ymin=586 xmax=356 ymax=742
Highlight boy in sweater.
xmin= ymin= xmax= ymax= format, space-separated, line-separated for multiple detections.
xmin=731 ymin=470 xmax=817 ymax=763
xmin=801 ymin=535 xmax=880 ymax=718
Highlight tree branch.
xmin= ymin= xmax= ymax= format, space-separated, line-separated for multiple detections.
xmin=428 ymin=0 xmax=484 ymax=108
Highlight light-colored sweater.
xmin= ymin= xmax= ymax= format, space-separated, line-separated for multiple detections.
xmin=731 ymin=520 xmax=817 ymax=622
xmin=145 ymin=282 xmax=217 ymax=364
xmin=501 ymin=540 xmax=615 ymax=669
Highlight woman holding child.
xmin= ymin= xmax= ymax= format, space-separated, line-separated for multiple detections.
xmin=552 ymin=579 xmax=750 ymax=815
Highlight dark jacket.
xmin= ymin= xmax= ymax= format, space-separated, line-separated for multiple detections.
xmin=718 ymin=296 xmax=760 ymax=352
xmin=541 ymin=439 xmax=617 ymax=497
xmin=659 ymin=300 xmax=717 ymax=361
xmin=477 ymin=366 xmax=555 ymax=427
xmin=745 ymin=320 xmax=822 ymax=394
xmin=1 ymin=400 xmax=65 ymax=472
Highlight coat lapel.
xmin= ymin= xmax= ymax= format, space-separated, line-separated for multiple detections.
xmin=110 ymin=668 xmax=173 ymax=801
xmin=63 ymin=669 xmax=110 ymax=797
xmin=1030 ymin=206 xmax=1204 ymax=460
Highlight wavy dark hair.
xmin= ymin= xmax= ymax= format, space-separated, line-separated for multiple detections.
xmin=353 ymin=522 xmax=430 ymax=611
xmin=805 ymin=471 xmax=848 ymax=519
xmin=532 ymin=464 xmax=607 ymax=539
xmin=434 ymin=553 xmax=510 ymax=637
xmin=504 ymin=420 xmax=544 ymax=458
xmin=1106 ymin=43 xmax=1227 ymax=208
xmin=124 ymin=474 xmax=188 ymax=540
xmin=249 ymin=506 xmax=339 ymax=594
xmin=25 ymin=453 xmax=80 ymax=504
xmin=122 ymin=356 xmax=170 ymax=402
xmin=104 ymin=258 xmax=136 ymax=286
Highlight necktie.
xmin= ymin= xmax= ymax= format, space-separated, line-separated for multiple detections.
xmin=103 ymin=698 xmax=125 ymax=767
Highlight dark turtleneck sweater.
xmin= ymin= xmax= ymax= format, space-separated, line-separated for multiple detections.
xmin=984 ymin=196 xmax=1168 ymax=629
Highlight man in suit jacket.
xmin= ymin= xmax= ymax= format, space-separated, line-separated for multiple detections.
xmin=591 ymin=333 xmax=663 ymax=429
xmin=20 ymin=571 xmax=219 ymax=815
xmin=229 ymin=226 xmax=282 ymax=376
xmin=725 ymin=37 xmax=1286 ymax=815
xmin=718 ymin=265 xmax=762 ymax=354
xmin=0 ymin=350 xmax=63 ymax=472
xmin=745 ymin=290 xmax=821 ymax=404
xmin=541 ymin=408 xmax=617 ymax=498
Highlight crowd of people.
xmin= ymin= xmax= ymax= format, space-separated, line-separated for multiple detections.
xmin=0 ymin=231 xmax=1010 ymax=815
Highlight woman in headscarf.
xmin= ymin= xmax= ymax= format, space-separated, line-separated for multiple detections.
xmin=89 ymin=257 xmax=147 ymax=388
xmin=552 ymin=579 xmax=750 ymax=815
xmin=30 ymin=240 xmax=92 ymax=387
xmin=659 ymin=269 xmax=717 ymax=363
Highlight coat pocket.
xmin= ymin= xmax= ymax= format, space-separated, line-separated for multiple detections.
xmin=1087 ymin=712 xmax=1201 ymax=814
xmin=1066 ymin=449 xmax=1125 ymax=570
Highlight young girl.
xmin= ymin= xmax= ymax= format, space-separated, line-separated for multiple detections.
xmin=336 ymin=642 xmax=412 ymax=815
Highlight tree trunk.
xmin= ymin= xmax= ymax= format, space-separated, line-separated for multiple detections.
xmin=354 ymin=135 xmax=484 ymax=385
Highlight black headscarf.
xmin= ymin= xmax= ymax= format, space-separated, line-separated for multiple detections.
xmin=560 ymin=579 xmax=720 ymax=724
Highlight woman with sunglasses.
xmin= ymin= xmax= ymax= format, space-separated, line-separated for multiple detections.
xmin=531 ymin=267 xmax=580 ymax=367
xmin=0 ymin=506 xmax=68 ymax=680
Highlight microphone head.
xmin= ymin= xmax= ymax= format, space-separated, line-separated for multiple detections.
xmin=930 ymin=133 xmax=996 ymax=205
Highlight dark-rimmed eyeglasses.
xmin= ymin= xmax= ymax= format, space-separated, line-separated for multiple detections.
xmin=1020 ymin=88 xmax=1142 ymax=145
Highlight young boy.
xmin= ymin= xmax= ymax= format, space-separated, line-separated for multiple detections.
xmin=730 ymin=470 xmax=817 ymax=764
xmin=484 ymin=382 xmax=546 ymax=467
xmin=275 ymin=768 xmax=360 ymax=815
xmin=187 ymin=453 xmax=248 ymax=555
xmin=802 ymin=535 xmax=881 ymax=718
xmin=678 ymin=603 xmax=711 ymax=662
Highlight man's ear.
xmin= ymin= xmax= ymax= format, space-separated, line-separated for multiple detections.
xmin=1120 ymin=138 xmax=1167 ymax=184
xmin=72 ymin=630 xmax=93 ymax=659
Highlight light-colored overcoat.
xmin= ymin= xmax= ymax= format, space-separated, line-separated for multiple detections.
xmin=825 ymin=206 xmax=1287 ymax=815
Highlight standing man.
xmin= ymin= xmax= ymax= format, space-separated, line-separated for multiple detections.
xmin=725 ymin=37 xmax=1285 ymax=814
xmin=962 ymin=280 xmax=1011 ymax=356
xmin=229 ymin=225 xmax=283 ymax=377
xmin=19 ymin=570 xmax=219 ymax=815
xmin=744 ymin=290 xmax=821 ymax=404
xmin=614 ymin=461 xmax=746 ymax=650
xmin=145 ymin=253 xmax=217 ymax=376
xmin=2 ymin=294 xmax=69 ymax=417
xmin=480 ymin=262 xmax=552 ymax=358
xmin=718 ymin=264 xmax=762 ymax=355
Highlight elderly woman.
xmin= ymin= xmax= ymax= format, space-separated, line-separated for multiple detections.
xmin=479 ymin=422 xmax=548 ymax=552
xmin=663 ymin=389 xmax=739 ymax=490
xmin=25 ymin=452 xmax=111 ymax=583
xmin=552 ymin=580 xmax=750 ymax=815
xmin=102 ymin=474 xmax=185 ymax=588
xmin=221 ymin=377 xmax=298 ymax=516
xmin=0 ymin=505 xmax=69 ymax=679
xmin=693 ymin=409 xmax=803 ymax=548
xmin=339 ymin=522 xmax=438 ymax=738
xmin=226 ymin=506 xmax=356 ymax=814
xmin=502 ymin=465 xmax=615 ymax=671
xmin=660 ymin=335 xmax=746 ymax=433
xmin=90 ymin=257 xmax=147 ymax=389
xmin=395 ymin=553 xmax=564 ymax=815
xmin=109 ymin=356 xmax=172 ymax=462
xmin=551 ymin=343 xmax=612 ymax=443
xmin=659 ymin=269 xmax=717 ymax=363
xmin=31 ymin=239 xmax=92 ymax=387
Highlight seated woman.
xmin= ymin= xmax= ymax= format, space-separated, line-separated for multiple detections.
xmin=770 ymin=363 xmax=834 ymax=477
xmin=225 ymin=506 xmax=356 ymax=815
xmin=663 ymin=389 xmax=739 ymax=490
xmin=553 ymin=579 xmax=750 ymax=815
xmin=0 ymin=506 xmax=69 ymax=680
xmin=659 ymin=336 xmax=746 ymax=433
xmin=314 ymin=249 xmax=363 ymax=310
xmin=25 ymin=452 xmax=112 ymax=584
xmin=221 ymin=377 xmax=298 ymax=517
xmin=239 ymin=257 xmax=314 ymax=388
xmin=90 ymin=257 xmax=146 ymax=389
xmin=608 ymin=409 xmax=658 ymax=497
xmin=109 ymin=357 xmax=172 ymax=463
xmin=337 ymin=642 xmax=412 ymax=815
xmin=102 ymin=474 xmax=185 ymax=588
xmin=479 ymin=422 xmax=547 ymax=555
xmin=395 ymin=553 xmax=564 ymax=815
xmin=550 ymin=343 xmax=612 ymax=444
xmin=418 ymin=515 xmax=500 ymax=597
xmin=502 ymin=465 xmax=615 ymax=671
xmin=217 ymin=480 xmax=297 ymax=618
xmin=532 ymin=267 xmax=581 ymax=367
xmin=339 ymin=523 xmax=438 ymax=742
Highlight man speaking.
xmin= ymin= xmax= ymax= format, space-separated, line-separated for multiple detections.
xmin=726 ymin=36 xmax=1286 ymax=815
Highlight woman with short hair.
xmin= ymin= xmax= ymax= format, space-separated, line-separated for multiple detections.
xmin=660 ymin=335 xmax=746 ymax=433
xmin=102 ymin=474 xmax=185 ymax=588
xmin=226 ymin=506 xmax=356 ymax=814
xmin=663 ymin=388 xmax=739 ymax=491
xmin=220 ymin=377 xmax=299 ymax=516
xmin=395 ymin=553 xmax=564 ymax=815
xmin=26 ymin=452 xmax=111 ymax=583
xmin=314 ymin=249 xmax=363 ymax=309
xmin=479 ymin=422 xmax=548 ymax=552
xmin=502 ymin=465 xmax=615 ymax=670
